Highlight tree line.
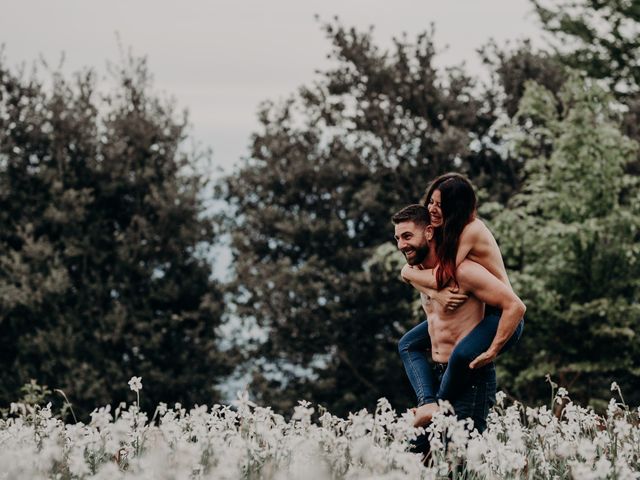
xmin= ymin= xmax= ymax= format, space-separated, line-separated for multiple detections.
xmin=1 ymin=0 xmax=639 ymax=418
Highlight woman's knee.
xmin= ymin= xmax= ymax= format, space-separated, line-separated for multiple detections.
xmin=448 ymin=344 xmax=475 ymax=367
xmin=399 ymin=321 xmax=430 ymax=355
xmin=398 ymin=332 xmax=411 ymax=355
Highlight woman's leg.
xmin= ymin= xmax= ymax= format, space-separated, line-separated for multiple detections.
xmin=398 ymin=320 xmax=439 ymax=406
xmin=437 ymin=313 xmax=524 ymax=401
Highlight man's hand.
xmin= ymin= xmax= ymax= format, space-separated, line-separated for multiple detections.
xmin=430 ymin=287 xmax=469 ymax=311
xmin=469 ymin=349 xmax=498 ymax=369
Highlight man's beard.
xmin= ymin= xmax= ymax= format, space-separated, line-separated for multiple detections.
xmin=403 ymin=244 xmax=429 ymax=266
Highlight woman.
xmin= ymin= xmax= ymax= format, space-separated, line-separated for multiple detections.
xmin=398 ymin=173 xmax=524 ymax=416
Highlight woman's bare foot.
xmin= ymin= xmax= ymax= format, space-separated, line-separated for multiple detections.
xmin=413 ymin=403 xmax=439 ymax=427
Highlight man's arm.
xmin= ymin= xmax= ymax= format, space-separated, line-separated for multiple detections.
xmin=456 ymin=260 xmax=526 ymax=369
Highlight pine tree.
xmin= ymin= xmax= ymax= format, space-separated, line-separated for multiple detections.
xmin=0 ymin=55 xmax=231 ymax=417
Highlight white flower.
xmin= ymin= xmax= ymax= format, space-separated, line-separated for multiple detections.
xmin=610 ymin=381 xmax=619 ymax=391
xmin=556 ymin=440 xmax=575 ymax=458
xmin=90 ymin=405 xmax=112 ymax=429
xmin=156 ymin=402 xmax=168 ymax=416
xmin=292 ymin=400 xmax=315 ymax=427
xmin=5 ymin=374 xmax=640 ymax=480
xmin=607 ymin=398 xmax=619 ymax=418
xmin=67 ymin=447 xmax=90 ymax=477
xmin=128 ymin=376 xmax=143 ymax=393
xmin=593 ymin=457 xmax=612 ymax=478
xmin=10 ymin=402 xmax=26 ymax=415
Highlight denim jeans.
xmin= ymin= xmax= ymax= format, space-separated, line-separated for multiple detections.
xmin=410 ymin=362 xmax=497 ymax=454
xmin=398 ymin=311 xmax=523 ymax=405
xmin=446 ymin=362 xmax=497 ymax=432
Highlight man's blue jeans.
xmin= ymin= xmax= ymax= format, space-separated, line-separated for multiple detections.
xmin=398 ymin=312 xmax=523 ymax=405
xmin=410 ymin=362 xmax=497 ymax=453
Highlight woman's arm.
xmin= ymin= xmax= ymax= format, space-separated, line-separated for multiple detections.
xmin=401 ymin=264 xmax=437 ymax=288
xmin=401 ymin=265 xmax=468 ymax=310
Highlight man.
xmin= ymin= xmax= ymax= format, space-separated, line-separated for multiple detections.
xmin=392 ymin=204 xmax=526 ymax=434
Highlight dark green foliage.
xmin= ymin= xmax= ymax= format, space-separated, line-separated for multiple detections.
xmin=488 ymin=77 xmax=640 ymax=408
xmin=481 ymin=40 xmax=567 ymax=119
xmin=0 ymin=55 xmax=231 ymax=418
xmin=533 ymin=0 xmax=640 ymax=98
xmin=533 ymin=0 xmax=640 ymax=171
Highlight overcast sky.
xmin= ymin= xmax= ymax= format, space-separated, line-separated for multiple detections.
xmin=1 ymin=0 xmax=545 ymax=176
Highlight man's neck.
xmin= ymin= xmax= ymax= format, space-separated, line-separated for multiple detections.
xmin=418 ymin=244 xmax=438 ymax=270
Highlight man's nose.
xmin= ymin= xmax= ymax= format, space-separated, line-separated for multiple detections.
xmin=397 ymin=239 xmax=407 ymax=249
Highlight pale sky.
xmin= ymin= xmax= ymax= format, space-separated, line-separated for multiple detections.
xmin=1 ymin=0 xmax=545 ymax=176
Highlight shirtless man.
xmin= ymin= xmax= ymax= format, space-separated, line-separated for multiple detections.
xmin=392 ymin=204 xmax=526 ymax=433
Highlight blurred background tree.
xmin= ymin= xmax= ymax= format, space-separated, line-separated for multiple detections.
xmin=533 ymin=0 xmax=640 ymax=98
xmin=0 ymin=55 xmax=232 ymax=418
xmin=488 ymin=76 xmax=640 ymax=408
xmin=533 ymin=0 xmax=640 ymax=173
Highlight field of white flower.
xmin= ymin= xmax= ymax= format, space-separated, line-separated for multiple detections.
xmin=0 ymin=378 xmax=638 ymax=479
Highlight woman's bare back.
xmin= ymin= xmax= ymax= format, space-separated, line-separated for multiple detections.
xmin=457 ymin=218 xmax=511 ymax=288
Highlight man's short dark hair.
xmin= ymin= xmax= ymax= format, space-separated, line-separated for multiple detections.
xmin=391 ymin=204 xmax=430 ymax=226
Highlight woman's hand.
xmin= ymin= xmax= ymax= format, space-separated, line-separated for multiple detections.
xmin=400 ymin=264 xmax=414 ymax=283
xmin=430 ymin=287 xmax=469 ymax=311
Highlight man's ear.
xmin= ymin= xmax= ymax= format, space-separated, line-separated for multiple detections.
xmin=425 ymin=225 xmax=434 ymax=241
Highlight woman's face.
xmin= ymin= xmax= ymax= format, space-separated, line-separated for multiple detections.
xmin=428 ymin=189 xmax=443 ymax=227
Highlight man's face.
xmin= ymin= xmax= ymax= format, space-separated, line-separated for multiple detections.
xmin=394 ymin=221 xmax=430 ymax=266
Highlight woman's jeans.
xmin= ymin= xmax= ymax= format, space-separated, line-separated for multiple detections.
xmin=398 ymin=310 xmax=524 ymax=405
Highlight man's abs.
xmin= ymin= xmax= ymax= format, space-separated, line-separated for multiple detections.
xmin=425 ymin=297 xmax=484 ymax=363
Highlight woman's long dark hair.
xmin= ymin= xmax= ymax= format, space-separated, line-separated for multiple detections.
xmin=423 ymin=173 xmax=477 ymax=289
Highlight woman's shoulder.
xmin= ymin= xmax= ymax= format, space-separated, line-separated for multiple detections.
xmin=461 ymin=218 xmax=487 ymax=237
xmin=461 ymin=217 xmax=496 ymax=243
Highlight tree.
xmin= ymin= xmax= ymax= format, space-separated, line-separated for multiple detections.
xmin=532 ymin=0 xmax=640 ymax=172
xmin=480 ymin=40 xmax=567 ymax=119
xmin=533 ymin=0 xmax=640 ymax=98
xmin=0 ymin=54 xmax=231 ymax=417
xmin=487 ymin=75 xmax=640 ymax=408
xmin=218 ymin=22 xmax=524 ymax=415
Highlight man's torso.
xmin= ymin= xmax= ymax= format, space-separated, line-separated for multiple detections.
xmin=421 ymin=291 xmax=484 ymax=363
